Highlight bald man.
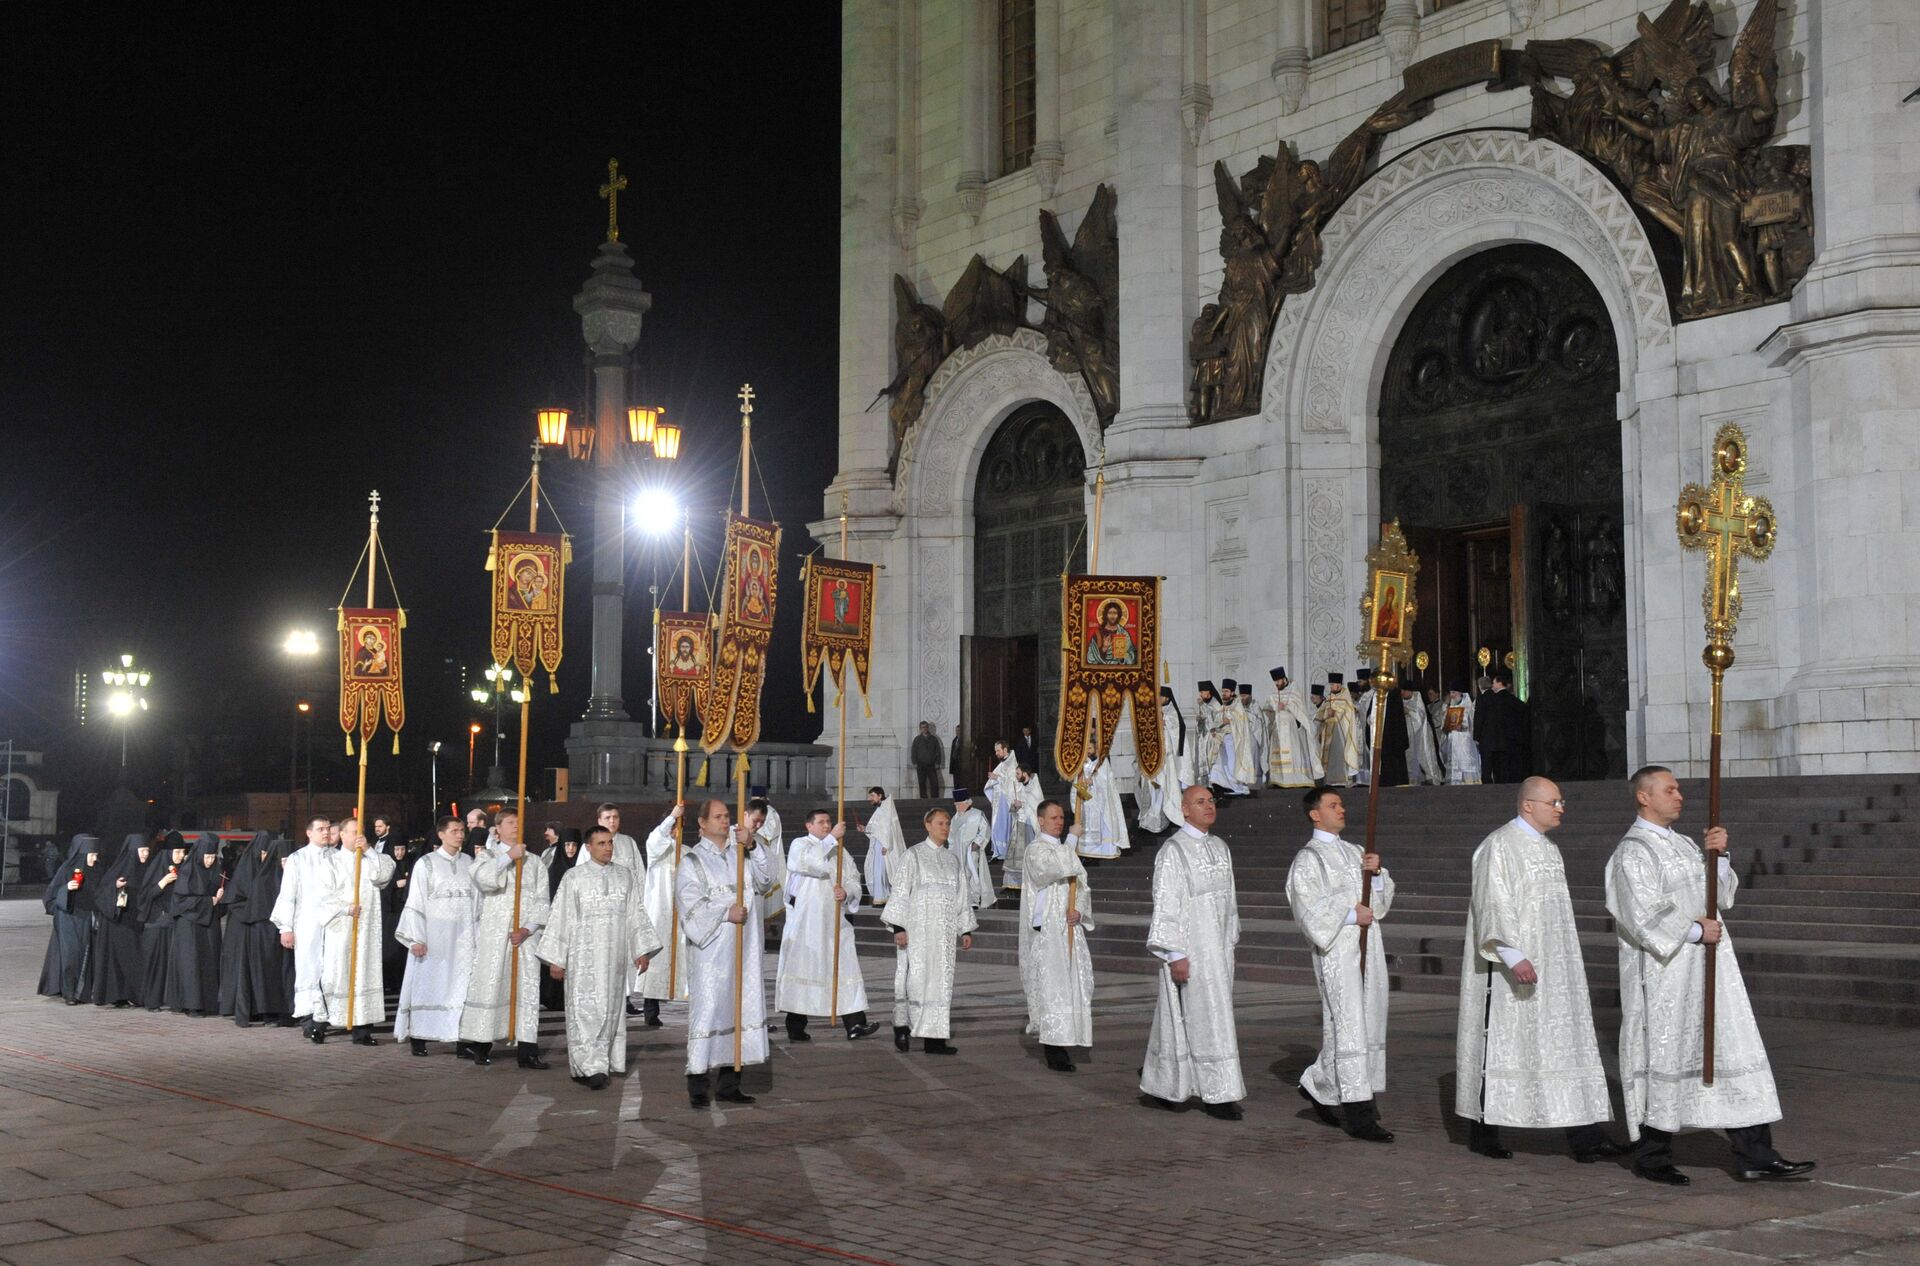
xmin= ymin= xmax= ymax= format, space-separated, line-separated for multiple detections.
xmin=1456 ymin=777 xmax=1624 ymax=1164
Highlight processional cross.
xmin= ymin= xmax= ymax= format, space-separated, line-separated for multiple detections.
xmin=1674 ymin=423 xmax=1777 ymax=1085
xmin=599 ymin=159 xmax=629 ymax=242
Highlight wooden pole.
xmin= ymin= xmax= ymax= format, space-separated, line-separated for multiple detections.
xmin=669 ymin=515 xmax=692 ymax=1002
xmin=345 ymin=490 xmax=379 ymax=1031
xmin=732 ymin=385 xmax=753 ymax=1073
xmin=1067 ymin=469 xmax=1104 ymax=953
xmin=831 ymin=493 xmax=848 ymax=1025
xmin=1356 ymin=652 xmax=1389 ymax=976
xmin=508 ymin=448 xmax=540 ymax=1046
xmin=1703 ymin=657 xmax=1724 ymax=1085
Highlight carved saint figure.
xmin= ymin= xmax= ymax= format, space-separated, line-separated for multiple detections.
xmin=1037 ymin=185 xmax=1119 ymax=426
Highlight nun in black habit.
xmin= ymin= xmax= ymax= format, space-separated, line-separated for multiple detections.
xmin=89 ymin=834 xmax=146 ymax=1007
xmin=37 ymin=835 xmax=96 ymax=1004
xmin=220 ymin=832 xmax=294 ymax=1025
xmin=165 ymin=835 xmax=224 ymax=1015
xmin=539 ymin=827 xmax=583 ymax=1011
xmin=380 ymin=837 xmax=417 ymax=991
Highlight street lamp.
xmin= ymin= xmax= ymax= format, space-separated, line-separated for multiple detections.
xmin=467 ymin=722 xmax=482 ymax=787
xmin=633 ymin=488 xmax=682 ymax=738
xmin=427 ymin=740 xmax=444 ymax=822
xmin=100 ymin=654 xmax=152 ymax=769
xmin=469 ymin=663 xmax=527 ymax=787
xmin=282 ymin=630 xmax=320 ymax=830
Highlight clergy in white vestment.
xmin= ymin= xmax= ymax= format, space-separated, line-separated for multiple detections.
xmin=1401 ymin=683 xmax=1443 ymax=786
xmin=1456 ymin=779 xmax=1621 ymax=1162
xmin=985 ymin=742 xmax=1020 ymax=860
xmin=595 ymin=803 xmax=645 ymax=872
xmin=1000 ymin=766 xmax=1043 ymax=891
xmin=636 ymin=805 xmax=689 ymax=1025
xmin=1286 ymin=788 xmax=1395 ymax=1141
xmin=949 ymin=789 xmax=996 ymax=910
xmin=460 ymin=810 xmax=552 ymax=1069
xmin=1018 ymin=800 xmax=1094 ymax=1073
xmin=676 ymin=799 xmax=778 ymax=1106
xmin=538 ymin=826 xmax=664 ymax=1089
xmin=270 ymin=815 xmax=341 ymax=1042
xmin=1137 ymin=688 xmax=1190 ymax=834
xmin=1207 ymin=678 xmax=1251 ymax=795
xmin=318 ymin=818 xmax=396 ymax=1044
xmin=1606 ymin=766 xmax=1812 ymax=1186
xmin=860 ymin=787 xmax=901 ymax=903
xmin=1316 ymin=675 xmax=1362 ymax=787
xmin=1235 ymin=684 xmax=1265 ymax=784
xmin=1439 ymin=687 xmax=1481 ymax=784
xmin=1075 ymin=755 xmax=1127 ymax=859
xmin=751 ymin=795 xmax=786 ymax=925
xmin=1263 ymin=668 xmax=1323 ymax=788
xmin=1353 ymin=670 xmax=1377 ymax=785
xmin=394 ymin=816 xmax=479 ymax=1055
xmin=1141 ymin=787 xmax=1245 ymax=1117
xmin=776 ymin=811 xmax=880 ymax=1042
xmin=1193 ymin=683 xmax=1225 ymax=786
xmin=883 ymin=807 xmax=977 ymax=1053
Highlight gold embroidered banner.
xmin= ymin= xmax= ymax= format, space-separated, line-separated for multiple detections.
xmin=657 ymin=610 xmax=714 ymax=732
xmin=487 ymin=530 xmax=570 ymax=688
xmin=338 ymin=607 xmax=405 ymax=754
xmin=701 ymin=514 xmax=781 ymax=753
xmin=1055 ymin=575 xmax=1163 ymax=779
xmin=800 ymin=556 xmax=875 ymax=713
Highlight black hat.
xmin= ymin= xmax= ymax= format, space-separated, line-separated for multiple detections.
xmin=1237 ymin=682 xmax=1253 ymax=696
xmin=952 ymin=786 xmax=972 ymax=802
xmin=1327 ymin=672 xmax=1344 ymax=684
xmin=1311 ymin=684 xmax=1326 ymax=699
xmin=1270 ymin=667 xmax=1287 ymax=681
xmin=1198 ymin=680 xmax=1217 ymax=695
xmin=1449 ymin=680 xmax=1469 ymax=694
xmin=1356 ymin=667 xmax=1373 ymax=681
xmin=1159 ymin=685 xmax=1175 ymax=702
xmin=1221 ymin=677 xmax=1238 ymax=692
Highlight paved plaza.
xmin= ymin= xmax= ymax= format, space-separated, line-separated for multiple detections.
xmin=1 ymin=901 xmax=1916 ymax=1266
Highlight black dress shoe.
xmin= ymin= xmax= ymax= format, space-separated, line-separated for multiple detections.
xmin=518 ymin=1054 xmax=550 ymax=1070
xmin=1144 ymin=1095 xmax=1183 ymax=1111
xmin=846 ymin=1021 xmax=881 ymax=1040
xmin=1574 ymin=1140 xmax=1631 ymax=1163
xmin=586 ymin=1073 xmax=610 ymax=1090
xmin=1634 ymin=1164 xmax=1691 ymax=1186
xmin=893 ymin=1026 xmax=911 ymax=1052
xmin=1735 ymin=1159 xmax=1816 ymax=1182
xmin=625 ymin=999 xmax=643 ymax=1016
xmin=455 ymin=1043 xmax=476 ymax=1061
xmin=923 ymin=1039 xmax=957 ymax=1055
xmin=716 ymin=1087 xmax=757 ymax=1104
xmin=351 ymin=1032 xmax=377 ymax=1047
xmin=1471 ymin=1144 xmax=1513 ymax=1160
xmin=309 ymin=1028 xmax=327 ymax=1045
xmin=788 ymin=1028 xmax=813 ymax=1043
xmin=1298 ymin=1086 xmax=1341 ymax=1128
xmin=1202 ymin=1101 xmax=1245 ymax=1121
xmin=472 ymin=1050 xmax=492 ymax=1066
xmin=410 ymin=1040 xmax=429 ymax=1057
xmin=1045 ymin=1045 xmax=1076 ymax=1072
xmin=688 ymin=1092 xmax=711 ymax=1109
xmin=644 ymin=1014 xmax=664 ymax=1029
xmin=1349 ymin=1122 xmax=1395 ymax=1143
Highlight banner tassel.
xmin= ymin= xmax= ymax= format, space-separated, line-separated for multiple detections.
xmin=549 ymin=671 xmax=559 ymax=695
xmin=391 ymin=733 xmax=400 ymax=756
xmin=345 ymin=734 xmax=355 ymax=756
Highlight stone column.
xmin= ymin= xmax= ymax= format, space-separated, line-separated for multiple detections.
xmin=892 ymin=0 xmax=923 ymax=249
xmin=956 ymin=0 xmax=989 ymax=222
xmin=1755 ymin=0 xmax=1920 ymax=773
xmin=1031 ymin=0 xmax=1064 ymax=199
xmin=1272 ymin=0 xmax=1309 ymax=116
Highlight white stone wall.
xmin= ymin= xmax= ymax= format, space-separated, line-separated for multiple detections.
xmin=835 ymin=0 xmax=1920 ymax=787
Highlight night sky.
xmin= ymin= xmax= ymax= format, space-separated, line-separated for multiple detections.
xmin=1 ymin=8 xmax=843 ymax=827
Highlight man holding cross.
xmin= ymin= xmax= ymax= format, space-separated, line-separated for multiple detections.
xmin=1606 ymin=766 xmax=1813 ymax=1184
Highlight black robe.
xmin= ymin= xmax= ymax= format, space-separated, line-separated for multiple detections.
xmin=1471 ymin=688 xmax=1531 ymax=783
xmin=1378 ymin=693 xmax=1411 ymax=787
xmin=220 ymin=833 xmax=293 ymax=1024
xmin=166 ymin=849 xmax=224 ymax=1014
xmin=88 ymin=835 xmax=146 ymax=1006
xmin=37 ymin=836 xmax=95 ymax=1002
xmin=379 ymin=842 xmax=413 ymax=990
xmin=138 ymin=839 xmax=182 ymax=1010
xmin=540 ymin=836 xmax=582 ymax=1011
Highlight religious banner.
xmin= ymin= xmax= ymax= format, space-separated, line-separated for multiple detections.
xmin=1359 ymin=522 xmax=1420 ymax=659
xmin=701 ymin=514 xmax=782 ymax=753
xmin=487 ymin=530 xmax=570 ymax=688
xmin=800 ymin=556 xmax=876 ymax=713
xmin=1054 ymin=574 xmax=1163 ymax=779
xmin=338 ymin=607 xmax=405 ymax=754
xmin=657 ymin=610 xmax=714 ymax=732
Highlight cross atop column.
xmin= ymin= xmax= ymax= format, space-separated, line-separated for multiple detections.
xmin=368 ymin=488 xmax=381 ymax=524
xmin=599 ymin=159 xmax=629 ymax=243
xmin=1677 ymin=423 xmax=1777 ymax=650
xmin=737 ymin=383 xmax=755 ymax=417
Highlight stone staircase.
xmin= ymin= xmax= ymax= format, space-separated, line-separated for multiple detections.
xmin=834 ymin=775 xmax=1920 ymax=1027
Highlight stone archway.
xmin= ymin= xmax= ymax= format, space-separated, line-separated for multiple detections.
xmin=1264 ymin=132 xmax=1674 ymax=740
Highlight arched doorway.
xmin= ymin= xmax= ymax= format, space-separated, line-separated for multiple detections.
xmin=964 ymin=404 xmax=1086 ymax=787
xmin=1380 ymin=244 xmax=1628 ymax=780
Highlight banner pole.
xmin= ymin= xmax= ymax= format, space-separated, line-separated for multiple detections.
xmin=509 ymin=446 xmax=540 ymax=1046
xmin=345 ymin=489 xmax=379 ymax=1033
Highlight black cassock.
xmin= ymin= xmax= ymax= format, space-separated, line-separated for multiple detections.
xmin=139 ymin=834 xmax=183 ymax=1011
xmin=166 ymin=844 xmax=224 ymax=1015
xmin=220 ymin=833 xmax=294 ymax=1025
xmin=379 ymin=842 xmax=414 ymax=991
xmin=37 ymin=836 xmax=95 ymax=1003
xmin=540 ymin=834 xmax=582 ymax=1011
xmin=1471 ymin=689 xmax=1531 ymax=784
xmin=1378 ymin=693 xmax=1411 ymax=787
xmin=88 ymin=835 xmax=146 ymax=1007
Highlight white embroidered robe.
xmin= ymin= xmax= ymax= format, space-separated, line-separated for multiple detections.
xmin=1018 ymin=833 xmax=1094 ymax=1047
xmin=1316 ymin=693 xmax=1362 ymax=786
xmin=1455 ymin=822 xmax=1612 ymax=1127
xmin=1076 ymin=758 xmax=1128 ymax=859
xmin=1264 ymin=687 xmax=1323 ymax=787
xmin=318 ymin=847 xmax=395 ymax=1027
xmin=676 ymin=835 xmax=776 ymax=1074
xmin=862 ymin=797 xmax=901 ymax=902
xmin=1403 ymin=695 xmax=1443 ymax=786
xmin=1607 ymin=822 xmax=1780 ymax=1139
xmin=1140 ymin=829 xmax=1245 ymax=1105
xmin=637 ymin=811 xmax=688 ymax=1001
xmin=460 ymin=843 xmax=551 ymax=1045
xmin=1193 ymin=698 xmax=1225 ymax=786
xmin=1137 ymin=703 xmax=1189 ymax=833
xmin=1001 ymin=774 xmax=1042 ymax=891
xmin=951 ymin=807 xmax=996 ymax=910
xmin=270 ymin=843 xmax=339 ymax=1020
xmin=774 ymin=833 xmax=868 ymax=1017
xmin=538 ymin=857 xmax=663 ymax=1079
xmin=882 ymin=841 xmax=977 ymax=1039
xmin=1287 ymin=835 xmax=1393 ymax=1105
xmin=393 ymin=848 xmax=478 ymax=1042
xmin=1439 ymin=696 xmax=1481 ymax=784
xmin=986 ymin=755 xmax=1021 ymax=855
xmin=756 ymin=806 xmax=786 ymax=923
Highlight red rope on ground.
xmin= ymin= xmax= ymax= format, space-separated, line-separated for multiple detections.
xmin=0 ymin=1042 xmax=900 ymax=1266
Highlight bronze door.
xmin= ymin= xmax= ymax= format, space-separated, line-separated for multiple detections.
xmin=1519 ymin=503 xmax=1628 ymax=780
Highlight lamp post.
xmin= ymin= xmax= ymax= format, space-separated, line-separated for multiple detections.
xmin=467 ymin=722 xmax=482 ymax=788
xmin=427 ymin=740 xmax=443 ymax=823
xmin=295 ymin=699 xmax=314 ymax=823
xmin=633 ymin=485 xmax=683 ymax=736
xmin=469 ymin=664 xmax=527 ymax=790
xmin=100 ymin=654 xmax=152 ymax=772
xmin=282 ymin=630 xmax=320 ymax=831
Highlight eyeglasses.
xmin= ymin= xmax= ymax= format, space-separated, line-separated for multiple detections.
xmin=1526 ymin=798 xmax=1568 ymax=810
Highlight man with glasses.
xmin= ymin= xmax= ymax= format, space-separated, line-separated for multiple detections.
xmin=1456 ymin=777 xmax=1625 ymax=1164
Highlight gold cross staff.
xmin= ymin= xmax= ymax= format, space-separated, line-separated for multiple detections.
xmin=599 ymin=159 xmax=629 ymax=242
xmin=1674 ymin=421 xmax=1777 ymax=1086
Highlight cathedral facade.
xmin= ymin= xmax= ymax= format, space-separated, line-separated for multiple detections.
xmin=824 ymin=0 xmax=1919 ymax=792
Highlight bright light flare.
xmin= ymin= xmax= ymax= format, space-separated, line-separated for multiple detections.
xmin=634 ymin=487 xmax=681 ymax=537
xmin=106 ymin=692 xmax=134 ymax=717
xmin=284 ymin=629 xmax=321 ymax=656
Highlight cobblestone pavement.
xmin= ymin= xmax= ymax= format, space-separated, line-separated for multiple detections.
xmin=1 ymin=901 xmax=1916 ymax=1266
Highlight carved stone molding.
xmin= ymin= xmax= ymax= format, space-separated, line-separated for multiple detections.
xmin=956 ymin=171 xmax=987 ymax=224
xmin=1303 ymin=476 xmax=1349 ymax=687
xmin=1031 ymin=142 xmax=1064 ymax=201
xmin=891 ymin=196 xmax=923 ymax=251
xmin=892 ymin=329 xmax=1097 ymax=519
xmin=1265 ymin=132 xmax=1673 ymax=437
xmin=1379 ymin=0 xmax=1420 ymax=74
xmin=1270 ymin=47 xmax=1309 ymax=116
xmin=918 ymin=542 xmax=956 ymax=729
xmin=1506 ymin=0 xmax=1541 ymax=29
xmin=1181 ymin=83 xmax=1213 ymax=147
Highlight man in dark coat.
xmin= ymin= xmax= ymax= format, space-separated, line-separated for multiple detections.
xmin=910 ymin=721 xmax=944 ymax=798
xmin=1014 ymin=727 xmax=1041 ymax=775
xmin=1471 ymin=668 xmax=1531 ymax=784
xmin=948 ymin=724 xmax=966 ymax=791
